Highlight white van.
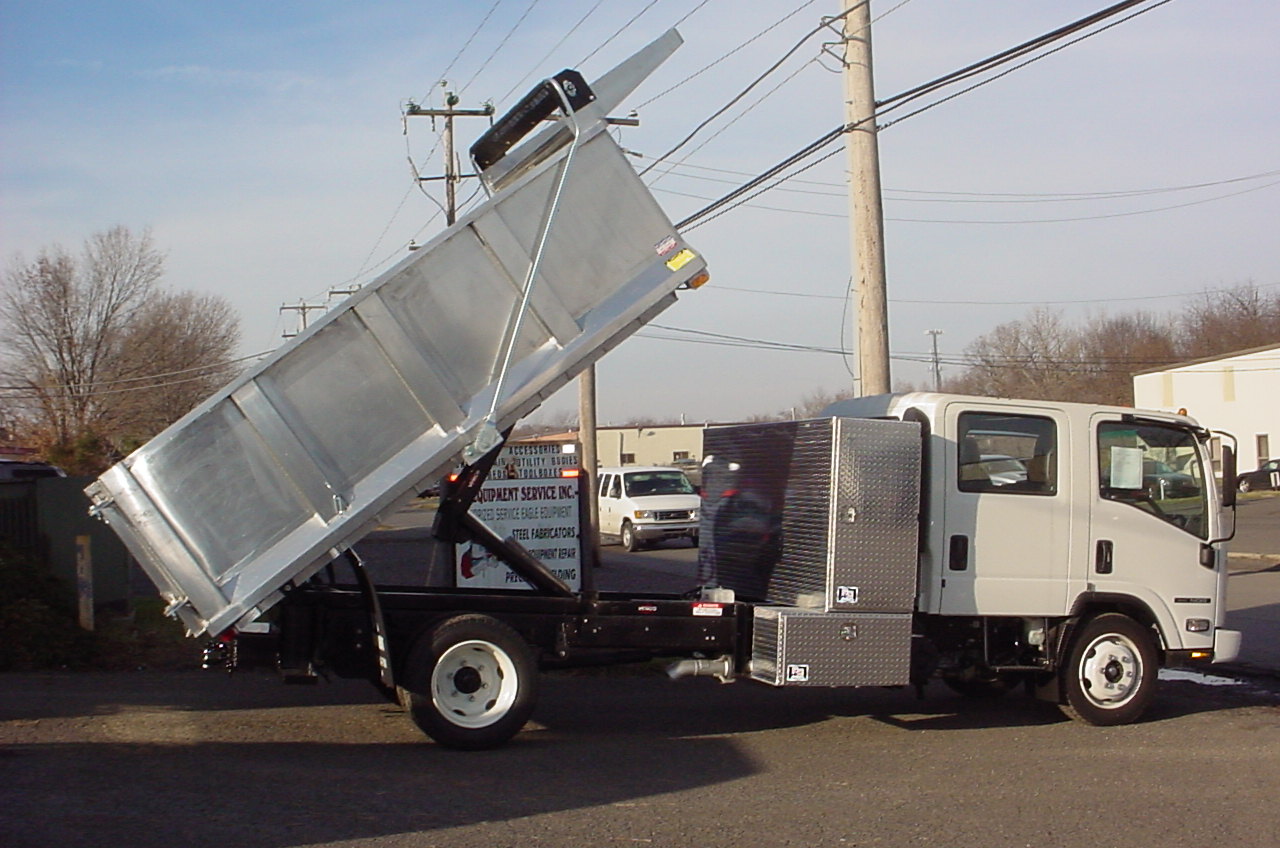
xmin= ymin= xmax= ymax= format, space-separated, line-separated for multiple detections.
xmin=597 ymin=466 xmax=700 ymax=551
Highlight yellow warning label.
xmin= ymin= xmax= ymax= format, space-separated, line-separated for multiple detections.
xmin=665 ymin=249 xmax=696 ymax=272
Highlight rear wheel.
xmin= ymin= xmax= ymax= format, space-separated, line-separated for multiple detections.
xmin=1238 ymin=478 xmax=1252 ymax=493
xmin=401 ymin=614 xmax=537 ymax=749
xmin=1059 ymin=613 xmax=1157 ymax=726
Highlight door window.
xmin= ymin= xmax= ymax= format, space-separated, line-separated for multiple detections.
xmin=956 ymin=412 xmax=1057 ymax=495
xmin=1097 ymin=421 xmax=1208 ymax=539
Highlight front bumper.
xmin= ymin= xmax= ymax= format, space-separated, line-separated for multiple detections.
xmin=633 ymin=522 xmax=699 ymax=542
xmin=1211 ymin=627 xmax=1243 ymax=663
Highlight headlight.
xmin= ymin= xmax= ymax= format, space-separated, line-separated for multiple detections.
xmin=633 ymin=510 xmax=653 ymax=520
xmin=691 ymin=509 xmax=700 ymax=521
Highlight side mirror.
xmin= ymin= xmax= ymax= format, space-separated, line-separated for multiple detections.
xmin=1221 ymin=444 xmax=1237 ymax=508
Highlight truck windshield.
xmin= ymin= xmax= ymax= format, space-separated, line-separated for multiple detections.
xmin=624 ymin=471 xmax=695 ymax=496
xmin=1098 ymin=421 xmax=1208 ymax=539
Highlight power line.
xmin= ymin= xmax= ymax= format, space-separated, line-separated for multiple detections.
xmin=418 ymin=0 xmax=503 ymax=104
xmin=674 ymin=0 xmax=1174 ymax=231
xmin=644 ymin=157 xmax=1280 ymax=203
xmin=638 ymin=324 xmax=1280 ymax=374
xmin=703 ymin=281 xmax=1280 ymax=307
xmin=0 ymin=352 xmax=271 ymax=400
xmin=657 ymin=175 xmax=1280 ymax=224
xmin=635 ymin=0 xmax=826 ymax=122
xmin=458 ymin=0 xmax=546 ymax=96
xmin=578 ymin=0 xmax=664 ymax=67
xmin=497 ymin=0 xmax=609 ymax=104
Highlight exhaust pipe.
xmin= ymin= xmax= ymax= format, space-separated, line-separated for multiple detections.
xmin=667 ymin=654 xmax=735 ymax=683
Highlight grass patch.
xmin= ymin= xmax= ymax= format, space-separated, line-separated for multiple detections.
xmin=0 ymin=545 xmax=201 ymax=671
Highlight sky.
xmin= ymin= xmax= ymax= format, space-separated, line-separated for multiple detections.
xmin=3 ymin=1 xmax=1277 ymax=427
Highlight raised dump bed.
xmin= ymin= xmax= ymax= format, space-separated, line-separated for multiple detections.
xmin=86 ymin=32 xmax=707 ymax=637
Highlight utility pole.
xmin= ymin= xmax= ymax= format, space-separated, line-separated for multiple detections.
xmin=926 ymin=329 xmax=943 ymax=391
xmin=279 ymin=300 xmax=327 ymax=339
xmin=578 ymin=365 xmax=600 ymax=570
xmin=405 ymin=92 xmax=495 ymax=225
xmin=842 ymin=0 xmax=891 ymax=396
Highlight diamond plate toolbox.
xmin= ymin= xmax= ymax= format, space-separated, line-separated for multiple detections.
xmin=699 ymin=417 xmax=921 ymax=612
xmin=751 ymin=607 xmax=911 ymax=687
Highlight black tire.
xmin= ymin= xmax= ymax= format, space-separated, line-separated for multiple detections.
xmin=1059 ymin=613 xmax=1158 ymax=726
xmin=621 ymin=521 xmax=642 ymax=552
xmin=690 ymin=532 xmax=700 ymax=548
xmin=400 ymin=614 xmax=537 ymax=750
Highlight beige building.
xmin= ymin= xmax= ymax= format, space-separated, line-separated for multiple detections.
xmin=529 ymin=423 xmax=731 ymax=476
xmin=1132 ymin=342 xmax=1279 ymax=473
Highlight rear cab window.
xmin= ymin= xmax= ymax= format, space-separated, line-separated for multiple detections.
xmin=956 ymin=412 xmax=1057 ymax=496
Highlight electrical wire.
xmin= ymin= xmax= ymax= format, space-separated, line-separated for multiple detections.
xmin=459 ymin=0 xmax=546 ymax=96
xmin=637 ymin=325 xmax=1280 ymax=374
xmin=877 ymin=0 xmax=1175 ymax=131
xmin=658 ymin=174 xmax=1280 ymax=225
xmin=673 ymin=0 xmax=1174 ymax=232
xmin=497 ymin=0 xmax=609 ymax=104
xmin=646 ymin=158 xmax=1280 ymax=204
xmin=418 ymin=0 xmax=504 ymax=104
xmin=578 ymin=0 xmax=664 ymax=67
xmin=703 ymin=280 xmax=1280 ymax=307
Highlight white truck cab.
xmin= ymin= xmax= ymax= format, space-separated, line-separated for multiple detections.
xmin=597 ymin=466 xmax=700 ymax=551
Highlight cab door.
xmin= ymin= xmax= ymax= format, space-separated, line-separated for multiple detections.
xmin=1086 ymin=416 xmax=1219 ymax=652
xmin=936 ymin=403 xmax=1074 ymax=616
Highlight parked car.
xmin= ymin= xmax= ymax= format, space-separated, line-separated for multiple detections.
xmin=597 ymin=466 xmax=699 ymax=551
xmin=1142 ymin=458 xmax=1199 ymax=500
xmin=1238 ymin=459 xmax=1280 ymax=493
xmin=979 ymin=454 xmax=1028 ymax=487
xmin=0 ymin=459 xmax=66 ymax=482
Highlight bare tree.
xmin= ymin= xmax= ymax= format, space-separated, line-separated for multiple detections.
xmin=1 ymin=226 xmax=240 ymax=473
xmin=1075 ymin=311 xmax=1178 ymax=406
xmin=1177 ymin=283 xmax=1280 ymax=359
xmin=949 ymin=309 xmax=1089 ymax=401
xmin=105 ymin=291 xmax=241 ymax=451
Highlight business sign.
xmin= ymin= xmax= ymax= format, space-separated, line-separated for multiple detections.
xmin=456 ymin=441 xmax=582 ymax=591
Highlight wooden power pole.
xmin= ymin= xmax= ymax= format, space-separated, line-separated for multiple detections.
xmin=405 ymin=93 xmax=495 ymax=225
xmin=842 ymin=1 xmax=891 ymax=396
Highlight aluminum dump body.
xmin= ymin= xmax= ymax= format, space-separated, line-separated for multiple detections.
xmin=86 ymin=33 xmax=707 ymax=636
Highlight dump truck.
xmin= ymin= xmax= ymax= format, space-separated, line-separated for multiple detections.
xmin=86 ymin=32 xmax=1242 ymax=750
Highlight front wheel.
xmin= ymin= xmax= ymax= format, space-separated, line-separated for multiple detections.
xmin=1059 ymin=613 xmax=1158 ymax=726
xmin=621 ymin=521 xmax=642 ymax=552
xmin=1238 ymin=478 xmax=1252 ymax=493
xmin=401 ymin=614 xmax=537 ymax=749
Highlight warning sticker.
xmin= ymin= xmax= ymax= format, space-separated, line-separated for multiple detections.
xmin=785 ymin=664 xmax=810 ymax=683
xmin=692 ymin=602 xmax=724 ymax=617
xmin=835 ymin=585 xmax=860 ymax=605
xmin=654 ymin=235 xmax=678 ymax=256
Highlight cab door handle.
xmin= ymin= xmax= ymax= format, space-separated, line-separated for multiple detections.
xmin=949 ymin=535 xmax=969 ymax=571
xmin=1095 ymin=539 xmax=1114 ymax=574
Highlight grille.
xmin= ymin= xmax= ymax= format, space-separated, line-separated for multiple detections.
xmin=654 ymin=509 xmax=693 ymax=521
